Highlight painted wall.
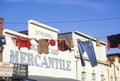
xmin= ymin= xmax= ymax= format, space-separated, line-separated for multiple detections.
xmin=72 ymin=31 xmax=108 ymax=81
xmin=2 ymin=20 xmax=108 ymax=81
xmin=2 ymin=20 xmax=77 ymax=79
xmin=108 ymin=56 xmax=120 ymax=81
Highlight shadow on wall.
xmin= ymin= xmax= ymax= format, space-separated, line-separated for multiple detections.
xmin=29 ymin=76 xmax=79 ymax=81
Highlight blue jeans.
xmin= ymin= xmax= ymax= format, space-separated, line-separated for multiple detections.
xmin=77 ymin=39 xmax=97 ymax=67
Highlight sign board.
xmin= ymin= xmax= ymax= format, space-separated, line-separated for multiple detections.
xmin=12 ymin=64 xmax=28 ymax=79
xmin=0 ymin=62 xmax=13 ymax=77
xmin=2 ymin=21 xmax=77 ymax=79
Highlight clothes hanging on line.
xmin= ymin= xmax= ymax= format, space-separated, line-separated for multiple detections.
xmin=10 ymin=35 xmax=73 ymax=53
xmin=15 ymin=37 xmax=32 ymax=50
xmin=0 ymin=36 xmax=6 ymax=45
xmin=70 ymin=39 xmax=74 ymax=48
xmin=49 ymin=39 xmax=56 ymax=46
xmin=107 ymin=34 xmax=120 ymax=50
xmin=77 ymin=39 xmax=97 ymax=67
xmin=96 ymin=38 xmax=101 ymax=47
xmin=37 ymin=39 xmax=71 ymax=54
xmin=57 ymin=39 xmax=71 ymax=51
xmin=37 ymin=39 xmax=49 ymax=54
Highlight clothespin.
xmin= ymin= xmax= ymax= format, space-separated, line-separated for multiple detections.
xmin=96 ymin=38 xmax=101 ymax=47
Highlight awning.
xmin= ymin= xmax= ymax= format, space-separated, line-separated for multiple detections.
xmin=29 ymin=76 xmax=79 ymax=81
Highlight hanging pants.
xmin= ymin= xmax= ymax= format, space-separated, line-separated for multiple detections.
xmin=77 ymin=39 xmax=97 ymax=67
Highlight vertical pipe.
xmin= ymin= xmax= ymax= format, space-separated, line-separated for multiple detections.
xmin=0 ymin=17 xmax=4 ymax=62
xmin=113 ymin=63 xmax=116 ymax=81
xmin=76 ymin=59 xmax=78 ymax=80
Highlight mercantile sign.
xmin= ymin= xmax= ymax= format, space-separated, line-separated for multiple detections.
xmin=10 ymin=49 xmax=71 ymax=71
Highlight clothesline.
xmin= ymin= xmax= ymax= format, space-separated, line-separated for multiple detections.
xmin=4 ymin=31 xmax=120 ymax=50
xmin=3 ymin=33 xmax=104 ymax=48
xmin=3 ymin=29 xmax=112 ymax=39
xmin=4 ymin=29 xmax=118 ymax=40
xmin=4 ymin=33 xmax=88 ymax=40
xmin=94 ymin=36 xmax=107 ymax=39
xmin=94 ymin=33 xmax=120 ymax=39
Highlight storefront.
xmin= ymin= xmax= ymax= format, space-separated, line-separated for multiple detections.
xmin=1 ymin=20 xmax=77 ymax=81
xmin=0 ymin=62 xmax=13 ymax=81
xmin=58 ymin=31 xmax=108 ymax=81
xmin=1 ymin=19 xmax=108 ymax=81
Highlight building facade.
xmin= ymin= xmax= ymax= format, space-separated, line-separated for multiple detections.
xmin=0 ymin=19 xmax=108 ymax=81
xmin=59 ymin=31 xmax=108 ymax=81
xmin=107 ymin=53 xmax=120 ymax=81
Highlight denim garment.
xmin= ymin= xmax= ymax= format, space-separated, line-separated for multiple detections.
xmin=0 ymin=36 xmax=6 ymax=45
xmin=77 ymin=39 xmax=97 ymax=67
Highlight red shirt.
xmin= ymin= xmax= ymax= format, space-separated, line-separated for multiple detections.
xmin=15 ymin=37 xmax=31 ymax=50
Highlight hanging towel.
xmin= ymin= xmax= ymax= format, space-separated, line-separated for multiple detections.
xmin=0 ymin=36 xmax=6 ymax=45
xmin=107 ymin=34 xmax=120 ymax=50
xmin=57 ymin=39 xmax=71 ymax=51
xmin=37 ymin=39 xmax=49 ymax=54
xmin=96 ymin=38 xmax=101 ymax=47
xmin=77 ymin=39 xmax=97 ymax=67
xmin=15 ymin=37 xmax=32 ymax=50
xmin=70 ymin=39 xmax=74 ymax=48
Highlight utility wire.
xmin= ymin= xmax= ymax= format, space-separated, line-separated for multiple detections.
xmin=44 ymin=17 xmax=120 ymax=23
xmin=4 ymin=17 xmax=120 ymax=24
xmin=3 ymin=17 xmax=120 ymax=39
xmin=4 ymin=22 xmax=27 ymax=24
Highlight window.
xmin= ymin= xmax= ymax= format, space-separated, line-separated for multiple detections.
xmin=92 ymin=73 xmax=96 ymax=81
xmin=101 ymin=74 xmax=104 ymax=81
xmin=110 ymin=76 xmax=113 ymax=81
xmin=115 ymin=77 xmax=118 ymax=81
xmin=81 ymin=71 xmax=86 ymax=81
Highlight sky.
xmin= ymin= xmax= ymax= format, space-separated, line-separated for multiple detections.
xmin=0 ymin=0 xmax=120 ymax=54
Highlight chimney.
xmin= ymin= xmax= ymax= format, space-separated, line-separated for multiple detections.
xmin=0 ymin=17 xmax=4 ymax=35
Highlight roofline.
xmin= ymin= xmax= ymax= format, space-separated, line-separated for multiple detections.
xmin=59 ymin=31 xmax=106 ymax=45
xmin=28 ymin=20 xmax=59 ymax=33
xmin=3 ymin=29 xmax=30 ymax=38
xmin=58 ymin=32 xmax=72 ymax=35
xmin=74 ymin=31 xmax=106 ymax=45
xmin=107 ymin=53 xmax=120 ymax=56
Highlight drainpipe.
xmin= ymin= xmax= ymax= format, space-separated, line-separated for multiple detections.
xmin=113 ymin=63 xmax=116 ymax=81
xmin=0 ymin=17 xmax=4 ymax=35
xmin=76 ymin=59 xmax=78 ymax=80
xmin=0 ymin=17 xmax=4 ymax=62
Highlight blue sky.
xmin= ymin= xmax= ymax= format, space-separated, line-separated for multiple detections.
xmin=0 ymin=0 xmax=120 ymax=54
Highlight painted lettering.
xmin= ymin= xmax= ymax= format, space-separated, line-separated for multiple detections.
xmin=10 ymin=50 xmax=19 ymax=64
xmin=9 ymin=50 xmax=71 ymax=71
xmin=27 ymin=53 xmax=34 ymax=66
xmin=34 ymin=55 xmax=41 ymax=67
xmin=41 ymin=56 xmax=49 ymax=68
xmin=20 ymin=51 xmax=27 ymax=64
xmin=35 ymin=30 xmax=53 ymax=38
